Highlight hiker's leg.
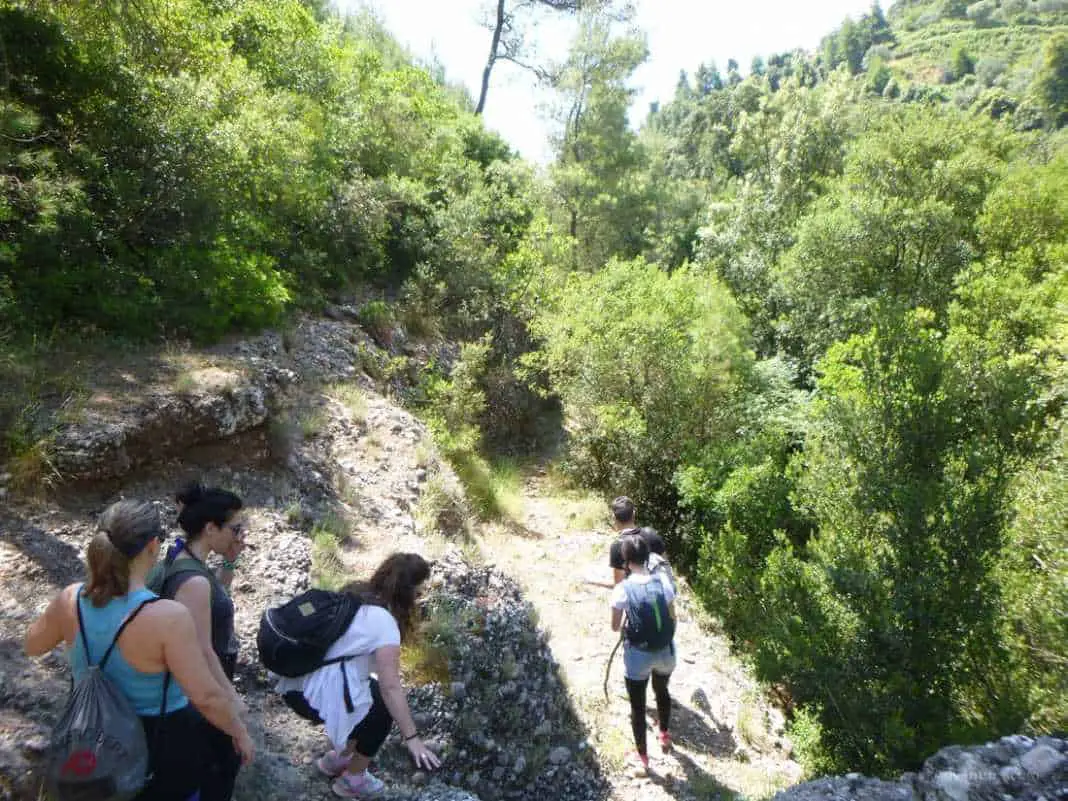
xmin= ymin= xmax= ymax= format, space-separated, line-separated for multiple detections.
xmin=347 ymin=678 xmax=394 ymax=768
xmin=651 ymin=671 xmax=672 ymax=732
xmin=199 ymin=719 xmax=241 ymax=801
xmin=137 ymin=706 xmax=206 ymax=801
xmin=625 ymin=677 xmax=650 ymax=756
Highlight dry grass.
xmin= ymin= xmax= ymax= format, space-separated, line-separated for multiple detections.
xmin=401 ymin=635 xmax=451 ymax=687
xmin=299 ymin=407 xmax=328 ymax=439
xmin=326 ymin=382 xmax=367 ymax=422
xmin=311 ymin=529 xmax=348 ymax=590
xmin=7 ymin=440 xmax=61 ymax=496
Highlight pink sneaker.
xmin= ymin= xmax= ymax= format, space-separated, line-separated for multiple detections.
xmin=627 ymin=751 xmax=649 ymax=778
xmin=658 ymin=730 xmax=673 ymax=753
xmin=332 ymin=770 xmax=385 ymax=798
xmin=317 ymin=750 xmax=349 ymax=778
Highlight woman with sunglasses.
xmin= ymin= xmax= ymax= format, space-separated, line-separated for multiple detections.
xmin=24 ymin=500 xmax=253 ymax=801
xmin=147 ymin=481 xmax=248 ymax=801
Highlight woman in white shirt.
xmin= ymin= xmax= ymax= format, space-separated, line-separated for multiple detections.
xmin=276 ymin=553 xmax=441 ymax=798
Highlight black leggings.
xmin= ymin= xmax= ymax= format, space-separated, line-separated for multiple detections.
xmin=138 ymin=706 xmax=207 ymax=801
xmin=283 ymin=678 xmax=393 ymax=757
xmin=625 ymin=672 xmax=672 ymax=757
xmin=196 ymin=711 xmax=241 ymax=801
xmin=190 ymin=651 xmax=241 ymax=801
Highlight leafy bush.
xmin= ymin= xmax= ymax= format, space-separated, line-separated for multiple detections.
xmin=528 ymin=257 xmax=755 ymax=561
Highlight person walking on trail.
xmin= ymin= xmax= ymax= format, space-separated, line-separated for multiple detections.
xmin=24 ymin=500 xmax=254 ymax=801
xmin=610 ymin=533 xmax=677 ymax=778
xmin=147 ymin=482 xmax=247 ymax=801
xmin=605 ymin=496 xmax=676 ymax=592
xmin=274 ymin=553 xmax=441 ymax=798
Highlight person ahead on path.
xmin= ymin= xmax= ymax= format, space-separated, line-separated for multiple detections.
xmin=610 ymin=533 xmax=677 ymax=778
xmin=607 ymin=496 xmax=675 ymax=591
xmin=275 ymin=553 xmax=442 ymax=798
xmin=25 ymin=500 xmax=254 ymax=801
xmin=147 ymin=482 xmax=247 ymax=801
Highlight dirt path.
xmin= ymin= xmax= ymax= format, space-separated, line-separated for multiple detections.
xmin=475 ymin=474 xmax=804 ymax=801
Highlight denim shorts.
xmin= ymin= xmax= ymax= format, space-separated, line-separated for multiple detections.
xmin=623 ymin=642 xmax=676 ymax=681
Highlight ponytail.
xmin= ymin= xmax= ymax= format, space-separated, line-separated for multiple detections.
xmin=86 ymin=499 xmax=162 ymax=607
xmin=85 ymin=531 xmax=130 ymax=608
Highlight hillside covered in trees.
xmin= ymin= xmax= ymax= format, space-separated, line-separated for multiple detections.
xmin=1 ymin=0 xmax=1066 ymax=781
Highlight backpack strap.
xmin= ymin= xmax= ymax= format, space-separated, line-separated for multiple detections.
xmin=74 ymin=586 xmax=93 ymax=665
xmin=321 ymin=655 xmax=356 ymax=713
xmin=160 ymin=555 xmax=216 ymax=603
xmin=99 ymin=596 xmax=163 ymax=670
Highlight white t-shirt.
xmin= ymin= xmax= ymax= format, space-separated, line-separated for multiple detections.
xmin=275 ymin=604 xmax=400 ymax=749
xmin=611 ymin=571 xmax=676 ymax=610
xmin=647 ymin=552 xmax=677 ymax=593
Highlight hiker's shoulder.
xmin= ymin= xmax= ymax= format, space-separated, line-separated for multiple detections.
xmin=143 ymin=595 xmax=190 ymax=619
xmin=351 ymin=603 xmax=400 ymax=636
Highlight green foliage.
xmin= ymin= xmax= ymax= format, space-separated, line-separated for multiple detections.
xmin=1035 ymin=33 xmax=1068 ymax=125
xmin=549 ymin=13 xmax=653 ymax=269
xmin=0 ymin=0 xmax=530 ymax=340
xmin=536 ymin=12 xmax=1068 ymax=773
xmin=949 ymin=43 xmax=976 ymax=78
xmin=773 ymin=106 xmax=1012 ymax=369
xmin=527 ymin=257 xmax=755 ymax=556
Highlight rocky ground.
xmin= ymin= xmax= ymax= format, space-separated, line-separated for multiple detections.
xmin=473 ymin=477 xmax=804 ymax=801
xmin=2 ymin=311 xmax=1065 ymax=801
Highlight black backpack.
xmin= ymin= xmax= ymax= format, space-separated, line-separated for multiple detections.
xmin=46 ymin=590 xmax=169 ymax=801
xmin=621 ymin=577 xmax=675 ymax=652
xmin=257 ymin=589 xmax=361 ymax=711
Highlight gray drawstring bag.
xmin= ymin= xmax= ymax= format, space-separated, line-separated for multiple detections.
xmin=45 ymin=590 xmax=170 ymax=801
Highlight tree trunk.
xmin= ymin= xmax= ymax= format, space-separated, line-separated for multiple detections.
xmin=476 ymin=0 xmax=508 ymax=115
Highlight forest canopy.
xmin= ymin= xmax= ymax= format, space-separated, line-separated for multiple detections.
xmin=1 ymin=0 xmax=1065 ymax=777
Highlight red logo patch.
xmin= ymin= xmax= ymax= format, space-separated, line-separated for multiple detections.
xmin=60 ymin=750 xmax=97 ymax=777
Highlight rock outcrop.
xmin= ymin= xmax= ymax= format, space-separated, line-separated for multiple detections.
xmin=772 ymin=735 xmax=1068 ymax=801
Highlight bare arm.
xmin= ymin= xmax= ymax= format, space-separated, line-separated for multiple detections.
xmin=160 ymin=607 xmax=253 ymax=761
xmin=173 ymin=576 xmax=241 ymax=705
xmin=25 ymin=585 xmax=76 ymax=656
xmin=611 ymin=607 xmax=624 ymax=632
xmin=373 ymin=645 xmax=440 ymax=770
xmin=612 ymin=568 xmax=626 ymax=586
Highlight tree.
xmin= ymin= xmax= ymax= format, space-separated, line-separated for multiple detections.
xmin=527 ymin=257 xmax=755 ymax=535
xmin=1035 ymin=34 xmax=1068 ymax=126
xmin=727 ymin=58 xmax=743 ymax=86
xmin=474 ymin=0 xmax=631 ymax=114
xmin=548 ymin=11 xmax=650 ymax=266
xmin=950 ymin=44 xmax=975 ymax=80
xmin=695 ymin=61 xmax=724 ymax=94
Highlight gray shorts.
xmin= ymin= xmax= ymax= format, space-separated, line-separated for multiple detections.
xmin=623 ymin=642 xmax=676 ymax=681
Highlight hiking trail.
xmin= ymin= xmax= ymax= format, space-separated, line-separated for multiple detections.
xmin=473 ymin=471 xmax=804 ymax=801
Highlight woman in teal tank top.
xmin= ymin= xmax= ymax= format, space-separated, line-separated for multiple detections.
xmin=69 ymin=586 xmax=188 ymax=715
xmin=25 ymin=500 xmax=255 ymax=801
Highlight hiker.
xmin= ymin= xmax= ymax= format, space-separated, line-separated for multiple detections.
xmin=607 ymin=496 xmax=676 ymax=591
xmin=147 ymin=482 xmax=247 ymax=801
xmin=610 ymin=533 xmax=676 ymax=777
xmin=273 ymin=553 xmax=442 ymax=798
xmin=24 ymin=500 xmax=254 ymax=801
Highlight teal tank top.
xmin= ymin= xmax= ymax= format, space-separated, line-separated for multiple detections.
xmin=69 ymin=586 xmax=189 ymax=716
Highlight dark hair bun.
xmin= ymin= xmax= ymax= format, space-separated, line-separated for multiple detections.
xmin=176 ymin=481 xmax=204 ymax=506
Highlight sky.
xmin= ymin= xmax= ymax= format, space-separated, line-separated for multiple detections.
xmin=339 ymin=0 xmax=877 ymax=163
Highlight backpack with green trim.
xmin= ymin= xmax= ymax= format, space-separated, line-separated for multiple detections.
xmin=621 ymin=577 xmax=675 ymax=651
